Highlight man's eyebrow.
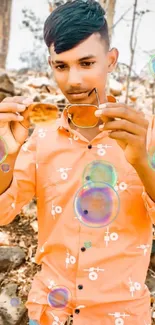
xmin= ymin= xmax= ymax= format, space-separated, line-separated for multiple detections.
xmin=52 ymin=55 xmax=96 ymax=65
xmin=79 ymin=55 xmax=96 ymax=61
xmin=52 ymin=60 xmax=65 ymax=64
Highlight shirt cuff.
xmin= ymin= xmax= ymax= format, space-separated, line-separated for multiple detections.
xmin=0 ymin=176 xmax=18 ymax=201
xmin=142 ymin=187 xmax=155 ymax=224
xmin=0 ymin=176 xmax=19 ymax=226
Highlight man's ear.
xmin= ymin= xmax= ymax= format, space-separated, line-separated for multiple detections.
xmin=48 ymin=56 xmax=52 ymax=67
xmin=108 ymin=48 xmax=119 ymax=73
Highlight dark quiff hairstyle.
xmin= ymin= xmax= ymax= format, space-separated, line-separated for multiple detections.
xmin=43 ymin=0 xmax=110 ymax=54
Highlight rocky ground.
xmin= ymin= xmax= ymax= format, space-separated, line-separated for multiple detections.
xmin=0 ymin=66 xmax=155 ymax=325
xmin=0 ymin=199 xmax=39 ymax=325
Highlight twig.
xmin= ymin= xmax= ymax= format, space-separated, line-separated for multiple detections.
xmin=125 ymin=0 xmax=138 ymax=104
xmin=116 ymin=62 xmax=139 ymax=77
xmin=112 ymin=6 xmax=133 ymax=29
xmin=152 ymin=82 xmax=155 ymax=115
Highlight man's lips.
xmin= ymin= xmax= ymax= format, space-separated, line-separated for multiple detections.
xmin=68 ymin=91 xmax=88 ymax=99
xmin=67 ymin=91 xmax=88 ymax=95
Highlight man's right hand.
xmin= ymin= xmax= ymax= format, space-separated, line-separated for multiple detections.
xmin=0 ymin=96 xmax=33 ymax=156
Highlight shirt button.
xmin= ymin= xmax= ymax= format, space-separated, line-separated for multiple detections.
xmin=75 ymin=309 xmax=80 ymax=314
xmin=78 ymin=284 xmax=83 ymax=290
xmin=81 ymin=247 xmax=86 ymax=252
xmin=88 ymin=144 xmax=92 ymax=149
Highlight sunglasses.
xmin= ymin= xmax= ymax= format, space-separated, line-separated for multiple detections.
xmin=66 ymin=88 xmax=116 ymax=129
xmin=18 ymin=102 xmax=59 ymax=129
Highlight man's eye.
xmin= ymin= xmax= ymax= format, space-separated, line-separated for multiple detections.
xmin=81 ymin=62 xmax=95 ymax=67
xmin=55 ymin=65 xmax=67 ymax=70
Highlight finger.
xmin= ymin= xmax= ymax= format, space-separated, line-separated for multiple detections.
xmin=3 ymin=96 xmax=33 ymax=105
xmin=100 ymin=116 xmax=114 ymax=124
xmin=0 ymin=112 xmax=24 ymax=122
xmin=99 ymin=102 xmax=141 ymax=112
xmin=102 ymin=120 xmax=146 ymax=136
xmin=108 ymin=131 xmax=137 ymax=143
xmin=95 ymin=105 xmax=146 ymax=127
xmin=0 ymin=102 xmax=26 ymax=113
xmin=99 ymin=124 xmax=105 ymax=131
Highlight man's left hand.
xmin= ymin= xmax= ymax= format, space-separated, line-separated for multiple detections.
xmin=95 ymin=103 xmax=149 ymax=166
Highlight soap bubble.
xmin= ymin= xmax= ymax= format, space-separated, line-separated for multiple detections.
xmin=0 ymin=163 xmax=10 ymax=173
xmin=83 ymin=160 xmax=117 ymax=186
xmin=10 ymin=297 xmax=21 ymax=307
xmin=29 ymin=321 xmax=38 ymax=325
xmin=47 ymin=286 xmax=71 ymax=309
xmin=148 ymin=146 xmax=155 ymax=169
xmin=74 ymin=182 xmax=120 ymax=228
xmin=149 ymin=55 xmax=155 ymax=77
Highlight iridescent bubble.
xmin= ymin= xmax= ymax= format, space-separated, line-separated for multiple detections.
xmin=0 ymin=163 xmax=10 ymax=173
xmin=148 ymin=147 xmax=155 ymax=169
xmin=84 ymin=241 xmax=92 ymax=249
xmin=74 ymin=182 xmax=120 ymax=228
xmin=10 ymin=297 xmax=21 ymax=307
xmin=47 ymin=286 xmax=71 ymax=309
xmin=149 ymin=55 xmax=155 ymax=76
xmin=0 ymin=137 xmax=8 ymax=164
xmin=29 ymin=321 xmax=38 ymax=325
xmin=83 ymin=160 xmax=117 ymax=186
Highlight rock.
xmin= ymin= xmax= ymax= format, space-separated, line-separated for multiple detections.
xmin=0 ymin=92 xmax=8 ymax=102
xmin=109 ymin=78 xmax=123 ymax=96
xmin=0 ymin=247 xmax=25 ymax=272
xmin=21 ymin=200 xmax=37 ymax=218
xmin=146 ymin=268 xmax=155 ymax=294
xmin=0 ymin=70 xmax=14 ymax=95
xmin=0 ymin=284 xmax=26 ymax=325
xmin=0 ymin=232 xmax=9 ymax=246
xmin=150 ymin=253 xmax=155 ymax=272
xmin=30 ymin=221 xmax=38 ymax=233
xmin=25 ymin=76 xmax=56 ymax=89
xmin=0 ymin=274 xmax=5 ymax=283
xmin=42 ymin=93 xmax=65 ymax=104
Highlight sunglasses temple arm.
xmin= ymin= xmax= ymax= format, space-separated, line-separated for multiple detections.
xmin=88 ymin=88 xmax=100 ymax=107
xmin=94 ymin=88 xmax=100 ymax=107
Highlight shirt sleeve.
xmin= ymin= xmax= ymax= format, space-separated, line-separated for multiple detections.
xmin=0 ymin=126 xmax=38 ymax=226
xmin=142 ymin=114 xmax=155 ymax=225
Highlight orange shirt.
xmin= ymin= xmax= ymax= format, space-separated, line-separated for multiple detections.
xmin=0 ymin=105 xmax=155 ymax=325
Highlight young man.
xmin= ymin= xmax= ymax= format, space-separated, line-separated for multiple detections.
xmin=0 ymin=1 xmax=155 ymax=325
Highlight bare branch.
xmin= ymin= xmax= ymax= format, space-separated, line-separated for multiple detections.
xmin=125 ymin=0 xmax=138 ymax=104
xmin=112 ymin=6 xmax=133 ymax=29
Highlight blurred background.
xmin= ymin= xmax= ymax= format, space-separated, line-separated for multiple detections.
xmin=0 ymin=1 xmax=155 ymax=324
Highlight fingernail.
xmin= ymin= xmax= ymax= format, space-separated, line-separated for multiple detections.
xmin=22 ymin=98 xmax=33 ymax=105
xmin=17 ymin=104 xmax=26 ymax=111
xmin=99 ymin=124 xmax=104 ymax=131
xmin=99 ymin=104 xmax=107 ymax=109
xmin=95 ymin=109 xmax=102 ymax=117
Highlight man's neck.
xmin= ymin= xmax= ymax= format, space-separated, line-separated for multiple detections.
xmin=69 ymin=119 xmax=103 ymax=142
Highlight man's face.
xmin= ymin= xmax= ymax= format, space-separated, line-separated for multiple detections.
xmin=49 ymin=33 xmax=118 ymax=105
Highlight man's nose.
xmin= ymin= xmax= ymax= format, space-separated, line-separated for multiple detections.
xmin=68 ymin=68 xmax=82 ymax=86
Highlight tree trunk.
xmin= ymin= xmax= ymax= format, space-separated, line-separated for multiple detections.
xmin=99 ymin=0 xmax=116 ymax=94
xmin=0 ymin=0 xmax=12 ymax=69
xmin=125 ymin=0 xmax=138 ymax=104
xmin=99 ymin=0 xmax=116 ymax=41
